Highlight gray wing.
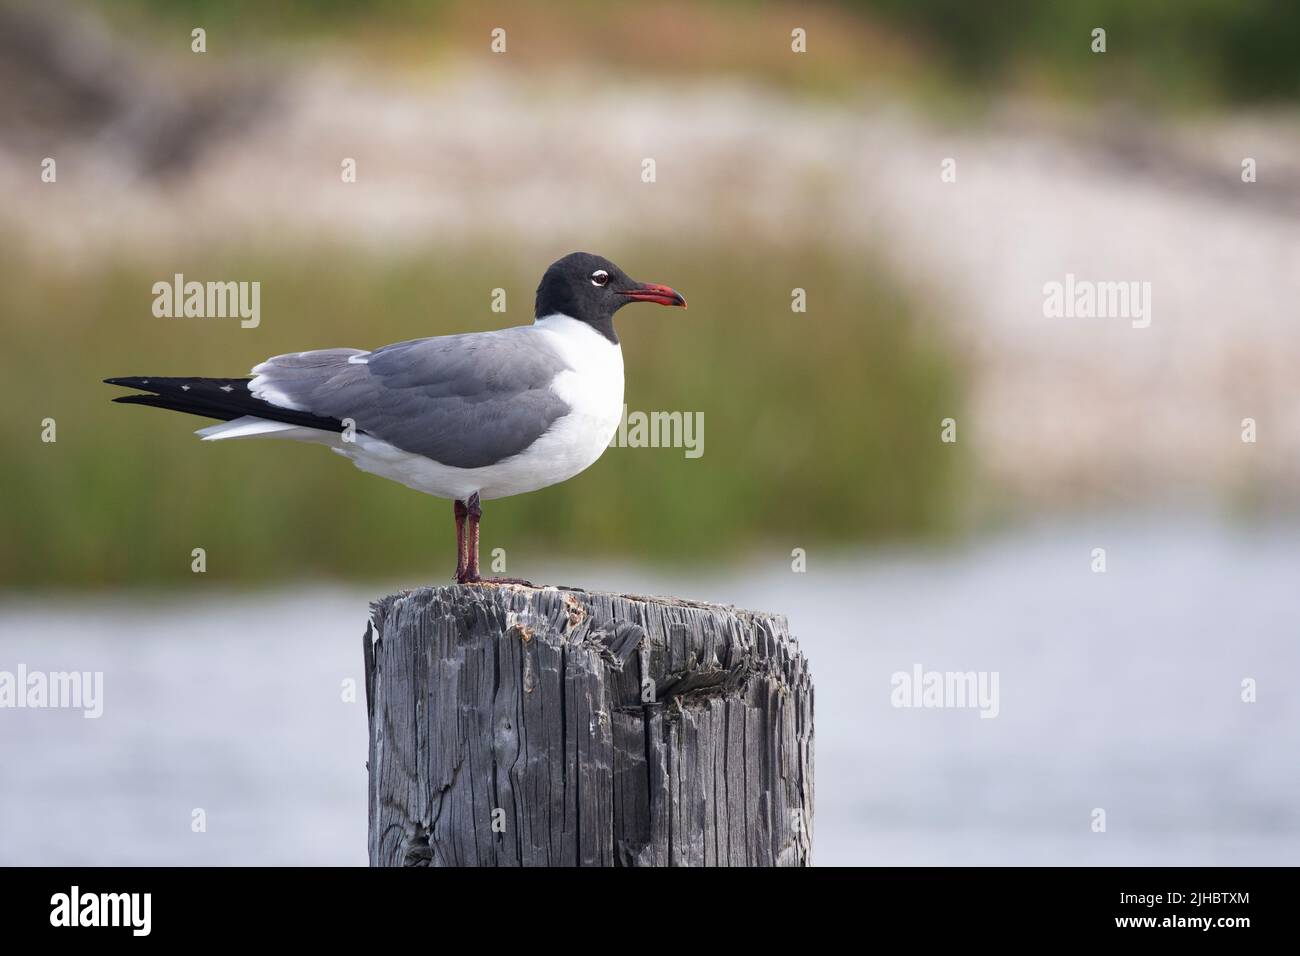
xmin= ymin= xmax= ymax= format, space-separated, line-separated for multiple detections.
xmin=249 ymin=328 xmax=570 ymax=468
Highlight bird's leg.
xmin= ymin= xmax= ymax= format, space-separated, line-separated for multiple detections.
xmin=464 ymin=492 xmax=483 ymax=582
xmin=453 ymin=499 xmax=469 ymax=583
xmin=461 ymin=492 xmax=533 ymax=586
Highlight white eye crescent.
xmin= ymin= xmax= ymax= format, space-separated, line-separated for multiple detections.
xmin=591 ymin=270 xmax=609 ymax=287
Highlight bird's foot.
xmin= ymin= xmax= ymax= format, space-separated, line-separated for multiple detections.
xmin=455 ymin=573 xmax=534 ymax=587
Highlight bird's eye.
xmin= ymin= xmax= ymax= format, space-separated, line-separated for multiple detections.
xmin=590 ymin=270 xmax=609 ymax=287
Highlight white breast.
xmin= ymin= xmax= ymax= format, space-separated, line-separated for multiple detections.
xmin=532 ymin=313 xmax=624 ymax=420
xmin=501 ymin=313 xmax=625 ymax=496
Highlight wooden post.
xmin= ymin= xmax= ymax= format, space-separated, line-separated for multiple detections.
xmin=363 ymin=584 xmax=813 ymax=866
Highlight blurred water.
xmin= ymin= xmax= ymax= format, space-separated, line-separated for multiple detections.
xmin=2 ymin=515 xmax=1297 ymax=866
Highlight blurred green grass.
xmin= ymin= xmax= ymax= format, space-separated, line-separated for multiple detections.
xmin=0 ymin=242 xmax=965 ymax=587
xmin=861 ymin=0 xmax=1300 ymax=106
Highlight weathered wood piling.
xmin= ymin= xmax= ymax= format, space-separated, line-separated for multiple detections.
xmin=363 ymin=584 xmax=813 ymax=866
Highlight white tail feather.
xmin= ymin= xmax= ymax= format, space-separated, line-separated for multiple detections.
xmin=198 ymin=416 xmax=308 ymax=441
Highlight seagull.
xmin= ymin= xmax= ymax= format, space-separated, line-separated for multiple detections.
xmin=106 ymin=252 xmax=687 ymax=583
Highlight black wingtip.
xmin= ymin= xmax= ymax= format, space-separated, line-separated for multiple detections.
xmin=104 ymin=375 xmax=345 ymax=432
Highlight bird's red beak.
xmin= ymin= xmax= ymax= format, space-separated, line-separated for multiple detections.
xmin=619 ymin=282 xmax=687 ymax=309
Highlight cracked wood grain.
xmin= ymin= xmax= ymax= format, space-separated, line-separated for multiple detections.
xmin=364 ymin=584 xmax=813 ymax=867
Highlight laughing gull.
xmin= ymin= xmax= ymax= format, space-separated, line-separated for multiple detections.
xmin=106 ymin=252 xmax=687 ymax=583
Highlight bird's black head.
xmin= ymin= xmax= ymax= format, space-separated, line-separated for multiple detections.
xmin=534 ymin=252 xmax=686 ymax=344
